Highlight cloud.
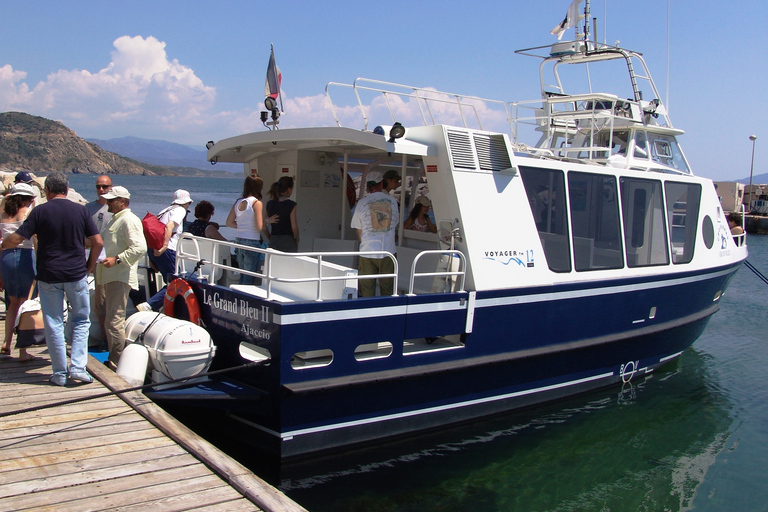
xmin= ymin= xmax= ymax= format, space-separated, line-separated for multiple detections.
xmin=0 ymin=36 xmax=219 ymax=140
xmin=0 ymin=36 xmax=510 ymax=144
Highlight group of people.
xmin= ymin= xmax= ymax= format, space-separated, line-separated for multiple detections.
xmin=0 ymin=165 xmax=439 ymax=384
xmin=351 ymin=169 xmax=437 ymax=297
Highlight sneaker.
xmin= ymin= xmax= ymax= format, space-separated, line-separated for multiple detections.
xmin=49 ymin=374 xmax=67 ymax=386
xmin=136 ymin=302 xmax=153 ymax=312
xmin=68 ymin=369 xmax=93 ymax=384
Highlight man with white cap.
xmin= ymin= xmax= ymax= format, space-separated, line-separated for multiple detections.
xmin=95 ymin=186 xmax=146 ymax=368
xmin=138 ymin=189 xmax=193 ymax=311
xmin=350 ymin=170 xmax=400 ymax=297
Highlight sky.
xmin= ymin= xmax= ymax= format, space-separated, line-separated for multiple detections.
xmin=1 ymin=0 xmax=766 ymax=182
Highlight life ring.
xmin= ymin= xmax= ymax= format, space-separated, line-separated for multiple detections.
xmin=163 ymin=278 xmax=202 ymax=325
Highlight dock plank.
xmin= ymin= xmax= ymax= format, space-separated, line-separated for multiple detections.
xmin=0 ymin=339 xmax=306 ymax=512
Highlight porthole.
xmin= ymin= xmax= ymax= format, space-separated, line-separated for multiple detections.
xmin=354 ymin=341 xmax=393 ymax=361
xmin=701 ymin=215 xmax=714 ymax=249
xmin=291 ymin=349 xmax=333 ymax=369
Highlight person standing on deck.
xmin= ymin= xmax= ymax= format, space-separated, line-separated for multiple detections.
xmin=94 ymin=186 xmax=146 ymax=369
xmin=86 ymin=174 xmax=113 ymax=348
xmin=351 ymin=170 xmax=399 ymax=297
xmin=137 ymin=189 xmax=193 ymax=312
xmin=2 ymin=172 xmax=103 ymax=386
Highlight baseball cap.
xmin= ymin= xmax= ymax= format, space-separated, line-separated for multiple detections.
xmin=172 ymin=189 xmax=193 ymax=204
xmin=9 ymin=183 xmax=35 ymax=197
xmin=366 ymin=171 xmax=383 ymax=185
xmin=14 ymin=172 xmax=33 ymax=184
xmin=415 ymin=195 xmax=432 ymax=207
xmin=101 ymin=185 xmax=131 ymax=200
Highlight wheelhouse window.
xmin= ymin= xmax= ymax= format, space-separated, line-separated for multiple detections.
xmin=648 ymin=134 xmax=691 ymax=174
xmin=665 ymin=182 xmax=701 ymax=264
xmin=568 ymin=172 xmax=624 ymax=271
xmin=620 ymin=178 xmax=669 ymax=267
xmin=519 ymin=166 xmax=570 ymax=272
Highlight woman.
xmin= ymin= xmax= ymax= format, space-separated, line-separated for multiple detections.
xmin=188 ymin=200 xmax=227 ymax=241
xmin=404 ymin=196 xmax=437 ymax=233
xmin=727 ymin=212 xmax=745 ymax=246
xmin=0 ymin=183 xmax=37 ymax=361
xmin=264 ymin=176 xmax=300 ymax=252
xmin=227 ymin=175 xmax=266 ymax=285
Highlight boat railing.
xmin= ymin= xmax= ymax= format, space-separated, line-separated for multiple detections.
xmin=325 ymin=78 xmax=512 ymax=133
xmin=175 ymin=234 xmax=467 ymax=301
xmin=408 ymin=249 xmax=467 ymax=295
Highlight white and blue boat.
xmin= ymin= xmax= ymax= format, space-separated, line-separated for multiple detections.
xmin=134 ymin=22 xmax=748 ymax=459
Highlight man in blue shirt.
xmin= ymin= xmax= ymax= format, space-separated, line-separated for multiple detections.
xmin=3 ymin=172 xmax=103 ymax=386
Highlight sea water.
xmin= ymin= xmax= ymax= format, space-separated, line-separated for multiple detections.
xmin=67 ymin=173 xmax=242 ymax=240
xmin=70 ymin=174 xmax=768 ymax=511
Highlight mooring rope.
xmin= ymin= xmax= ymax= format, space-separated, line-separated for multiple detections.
xmin=744 ymin=260 xmax=768 ymax=286
xmin=0 ymin=358 xmax=270 ymax=419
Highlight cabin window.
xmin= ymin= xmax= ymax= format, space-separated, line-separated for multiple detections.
xmin=665 ymin=182 xmax=702 ymax=264
xmin=568 ymin=172 xmax=624 ymax=271
xmin=620 ymin=178 xmax=669 ymax=267
xmin=648 ymin=134 xmax=691 ymax=174
xmin=519 ymin=166 xmax=571 ymax=272
xmin=633 ymin=132 xmax=649 ymax=159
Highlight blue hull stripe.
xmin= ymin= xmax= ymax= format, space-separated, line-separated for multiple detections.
xmin=278 ymin=371 xmax=615 ymax=441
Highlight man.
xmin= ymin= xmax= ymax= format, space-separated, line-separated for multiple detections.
xmin=95 ymin=186 xmax=146 ymax=369
xmin=382 ymin=169 xmax=401 ymax=195
xmin=138 ymin=189 xmax=193 ymax=311
xmin=86 ymin=174 xmax=113 ymax=346
xmin=3 ymin=172 xmax=103 ymax=386
xmin=86 ymin=174 xmax=113 ymax=233
xmin=350 ymin=170 xmax=400 ymax=297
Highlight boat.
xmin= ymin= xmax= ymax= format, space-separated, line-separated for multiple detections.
xmin=131 ymin=8 xmax=748 ymax=459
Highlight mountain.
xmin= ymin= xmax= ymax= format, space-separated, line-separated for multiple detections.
xmin=0 ymin=112 xmax=235 ymax=177
xmin=85 ymin=136 xmax=240 ymax=173
xmin=735 ymin=173 xmax=768 ymax=185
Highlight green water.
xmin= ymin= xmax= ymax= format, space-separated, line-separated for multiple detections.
xmin=69 ymin=174 xmax=768 ymax=511
xmin=278 ymin=237 xmax=768 ymax=512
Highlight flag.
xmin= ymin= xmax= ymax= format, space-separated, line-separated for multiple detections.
xmin=550 ymin=0 xmax=582 ymax=40
xmin=264 ymin=46 xmax=282 ymax=101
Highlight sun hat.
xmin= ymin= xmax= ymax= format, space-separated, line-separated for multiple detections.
xmin=101 ymin=185 xmax=131 ymax=200
xmin=9 ymin=183 xmax=35 ymax=197
xmin=366 ymin=171 xmax=383 ymax=186
xmin=14 ymin=171 xmax=33 ymax=184
xmin=172 ymin=189 xmax=193 ymax=205
xmin=415 ymin=196 xmax=432 ymax=207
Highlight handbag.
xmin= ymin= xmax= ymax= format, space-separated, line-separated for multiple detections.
xmin=15 ymin=281 xmax=46 ymax=348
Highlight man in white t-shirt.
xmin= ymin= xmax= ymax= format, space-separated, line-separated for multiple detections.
xmin=85 ymin=175 xmax=114 ymax=233
xmin=351 ymin=171 xmax=399 ymax=297
xmin=138 ymin=189 xmax=192 ymax=311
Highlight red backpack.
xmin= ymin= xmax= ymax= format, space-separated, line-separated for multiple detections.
xmin=142 ymin=212 xmax=166 ymax=250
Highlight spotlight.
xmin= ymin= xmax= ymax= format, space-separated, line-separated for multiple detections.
xmin=206 ymin=141 xmax=215 ymax=150
xmin=264 ymin=96 xmax=277 ymax=111
xmin=388 ymin=122 xmax=405 ymax=143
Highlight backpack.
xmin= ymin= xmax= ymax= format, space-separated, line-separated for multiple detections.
xmin=142 ymin=211 xmax=166 ymax=250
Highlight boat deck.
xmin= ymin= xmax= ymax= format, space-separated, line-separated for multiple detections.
xmin=0 ymin=312 xmax=306 ymax=512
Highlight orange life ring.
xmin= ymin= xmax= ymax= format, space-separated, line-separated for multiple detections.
xmin=163 ymin=278 xmax=202 ymax=325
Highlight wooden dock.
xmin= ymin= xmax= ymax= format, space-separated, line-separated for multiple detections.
xmin=0 ymin=316 xmax=307 ymax=512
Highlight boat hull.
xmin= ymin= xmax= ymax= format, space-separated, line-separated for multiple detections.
xmin=149 ymin=261 xmax=739 ymax=459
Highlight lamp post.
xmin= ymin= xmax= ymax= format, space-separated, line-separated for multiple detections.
xmin=748 ymin=134 xmax=757 ymax=213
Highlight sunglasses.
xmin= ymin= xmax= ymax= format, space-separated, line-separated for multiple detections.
xmin=96 ymin=184 xmax=111 ymax=189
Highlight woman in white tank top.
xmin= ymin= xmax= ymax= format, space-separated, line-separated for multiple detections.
xmin=226 ymin=175 xmax=266 ymax=285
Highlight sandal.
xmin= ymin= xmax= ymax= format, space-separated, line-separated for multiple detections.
xmin=0 ymin=347 xmax=10 ymax=355
xmin=18 ymin=354 xmax=37 ymax=362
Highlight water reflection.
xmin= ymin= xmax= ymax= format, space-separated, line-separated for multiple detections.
xmin=279 ymin=349 xmax=733 ymax=512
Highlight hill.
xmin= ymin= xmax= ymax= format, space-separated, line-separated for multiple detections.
xmin=0 ymin=112 xmax=233 ymax=177
xmin=85 ymin=136 xmax=240 ymax=173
